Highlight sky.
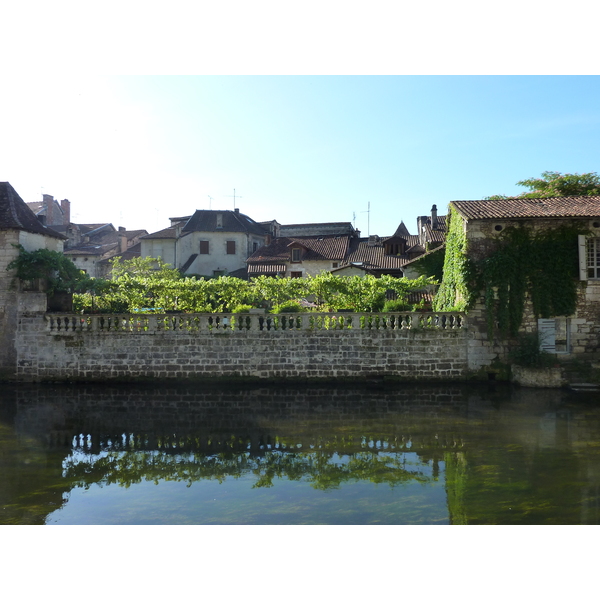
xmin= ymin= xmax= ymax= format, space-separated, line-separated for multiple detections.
xmin=2 ymin=75 xmax=599 ymax=239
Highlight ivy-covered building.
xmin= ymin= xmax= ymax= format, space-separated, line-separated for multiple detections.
xmin=436 ymin=196 xmax=600 ymax=355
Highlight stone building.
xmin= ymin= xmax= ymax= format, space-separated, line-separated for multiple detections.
xmin=449 ymin=196 xmax=600 ymax=355
xmin=0 ymin=182 xmax=66 ymax=378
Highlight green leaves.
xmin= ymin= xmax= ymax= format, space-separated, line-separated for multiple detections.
xmin=516 ymin=171 xmax=600 ymax=198
xmin=7 ymin=244 xmax=93 ymax=295
xmin=476 ymin=225 xmax=581 ymax=338
xmin=433 ymin=206 xmax=474 ymax=312
xmin=72 ymin=257 xmax=434 ymax=314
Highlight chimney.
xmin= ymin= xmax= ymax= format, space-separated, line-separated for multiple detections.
xmin=431 ymin=204 xmax=438 ymax=229
xmin=43 ymin=194 xmax=54 ymax=226
xmin=234 ymin=208 xmax=240 ymax=214
xmin=118 ymin=227 xmax=127 ymax=253
xmin=61 ymin=199 xmax=71 ymax=225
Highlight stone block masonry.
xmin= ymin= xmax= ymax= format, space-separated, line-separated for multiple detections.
xmin=14 ymin=311 xmax=476 ymax=383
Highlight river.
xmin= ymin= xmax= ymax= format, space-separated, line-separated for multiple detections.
xmin=1 ymin=381 xmax=599 ymax=525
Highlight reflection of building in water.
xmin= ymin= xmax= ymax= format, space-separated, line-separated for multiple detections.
xmin=3 ymin=384 xmax=600 ymax=524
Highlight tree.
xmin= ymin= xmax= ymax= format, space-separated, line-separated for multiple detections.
xmin=7 ymin=245 xmax=93 ymax=295
xmin=486 ymin=171 xmax=600 ymax=200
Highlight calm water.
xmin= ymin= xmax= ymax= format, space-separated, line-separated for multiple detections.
xmin=1 ymin=382 xmax=599 ymax=525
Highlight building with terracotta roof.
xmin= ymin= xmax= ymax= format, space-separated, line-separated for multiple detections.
xmin=447 ymin=195 xmax=600 ymax=354
xmin=247 ymin=206 xmax=447 ymax=279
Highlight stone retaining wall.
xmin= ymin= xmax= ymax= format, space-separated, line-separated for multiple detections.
xmin=15 ymin=311 xmax=475 ymax=382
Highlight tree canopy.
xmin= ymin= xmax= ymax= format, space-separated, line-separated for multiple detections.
xmin=486 ymin=171 xmax=600 ymax=200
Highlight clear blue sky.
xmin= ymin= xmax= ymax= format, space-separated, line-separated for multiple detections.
xmin=2 ymin=75 xmax=599 ymax=238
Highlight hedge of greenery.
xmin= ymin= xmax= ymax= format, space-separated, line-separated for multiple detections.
xmin=64 ymin=256 xmax=436 ymax=314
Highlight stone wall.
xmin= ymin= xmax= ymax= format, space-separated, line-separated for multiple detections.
xmin=14 ymin=311 xmax=479 ymax=383
xmin=466 ymin=217 xmax=600 ymax=357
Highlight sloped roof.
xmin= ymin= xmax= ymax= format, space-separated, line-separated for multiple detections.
xmin=345 ymin=237 xmax=409 ymax=271
xmin=451 ymin=197 xmax=600 ymax=220
xmin=279 ymin=222 xmax=355 ymax=236
xmin=247 ymin=235 xmax=350 ymax=263
xmin=0 ymin=182 xmax=65 ymax=239
xmin=141 ymin=227 xmax=179 ymax=240
xmin=248 ymin=263 xmax=287 ymax=275
xmin=392 ymin=221 xmax=411 ymax=238
xmin=182 ymin=209 xmax=267 ymax=235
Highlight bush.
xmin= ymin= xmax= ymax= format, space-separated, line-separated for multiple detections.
xmin=270 ymin=301 xmax=304 ymax=313
xmin=231 ymin=304 xmax=253 ymax=313
xmin=383 ymin=299 xmax=411 ymax=312
xmin=509 ymin=332 xmax=556 ymax=368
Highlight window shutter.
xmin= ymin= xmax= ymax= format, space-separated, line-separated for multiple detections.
xmin=538 ymin=319 xmax=556 ymax=353
xmin=578 ymin=235 xmax=588 ymax=280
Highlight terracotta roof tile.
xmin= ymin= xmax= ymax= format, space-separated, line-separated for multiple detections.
xmin=452 ymin=197 xmax=600 ymax=220
xmin=248 ymin=235 xmax=350 ymax=263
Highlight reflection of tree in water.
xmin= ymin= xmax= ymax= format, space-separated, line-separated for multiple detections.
xmin=62 ymin=445 xmax=435 ymax=492
xmin=5 ymin=383 xmax=600 ymax=524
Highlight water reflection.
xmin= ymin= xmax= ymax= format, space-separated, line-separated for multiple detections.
xmin=1 ymin=383 xmax=599 ymax=524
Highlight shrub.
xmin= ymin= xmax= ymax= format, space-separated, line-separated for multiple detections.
xmin=509 ymin=332 xmax=556 ymax=368
xmin=271 ymin=301 xmax=304 ymax=313
xmin=383 ymin=299 xmax=411 ymax=312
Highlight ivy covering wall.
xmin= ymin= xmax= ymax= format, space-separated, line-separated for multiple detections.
xmin=476 ymin=225 xmax=582 ymax=336
xmin=433 ymin=205 xmax=583 ymax=338
xmin=432 ymin=206 xmax=472 ymax=312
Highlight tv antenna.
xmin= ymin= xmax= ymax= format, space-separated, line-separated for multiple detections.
xmin=225 ymin=188 xmax=242 ymax=210
xmin=208 ymin=195 xmax=213 ymax=209
xmin=362 ymin=202 xmax=371 ymax=236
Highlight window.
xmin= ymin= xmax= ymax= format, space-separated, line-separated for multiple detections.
xmin=253 ymin=242 xmax=258 ymax=253
xmin=332 ymin=262 xmax=339 ymax=269
xmin=216 ymin=214 xmax=223 ymax=229
xmin=213 ymin=270 xmax=225 ymax=277
xmin=226 ymin=241 xmax=236 ymax=255
xmin=587 ymin=237 xmax=600 ymax=278
xmin=291 ymin=248 xmax=301 ymax=262
xmin=200 ymin=241 xmax=209 ymax=254
xmin=579 ymin=235 xmax=600 ymax=280
xmin=290 ymin=271 xmax=303 ymax=278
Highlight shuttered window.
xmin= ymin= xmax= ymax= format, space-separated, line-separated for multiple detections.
xmin=226 ymin=241 xmax=236 ymax=255
xmin=200 ymin=241 xmax=209 ymax=254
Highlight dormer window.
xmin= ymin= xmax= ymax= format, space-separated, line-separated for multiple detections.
xmin=291 ymin=248 xmax=301 ymax=263
xmin=216 ymin=214 xmax=223 ymax=229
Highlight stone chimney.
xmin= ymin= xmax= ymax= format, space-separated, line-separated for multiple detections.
xmin=431 ymin=204 xmax=438 ymax=229
xmin=61 ymin=199 xmax=71 ymax=225
xmin=118 ymin=227 xmax=127 ymax=253
xmin=43 ymin=194 xmax=54 ymax=225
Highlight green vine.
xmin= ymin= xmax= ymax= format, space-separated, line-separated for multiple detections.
xmin=475 ymin=224 xmax=582 ymax=337
xmin=433 ymin=205 xmax=475 ymax=312
xmin=434 ymin=208 xmax=584 ymax=339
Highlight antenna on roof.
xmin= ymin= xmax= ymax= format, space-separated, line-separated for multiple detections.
xmin=352 ymin=211 xmax=356 ymax=228
xmin=225 ymin=188 xmax=242 ymax=210
xmin=362 ymin=202 xmax=371 ymax=236
xmin=208 ymin=195 xmax=213 ymax=209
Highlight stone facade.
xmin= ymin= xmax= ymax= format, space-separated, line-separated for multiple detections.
xmin=452 ymin=201 xmax=600 ymax=359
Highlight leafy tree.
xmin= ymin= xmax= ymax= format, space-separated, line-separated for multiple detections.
xmin=486 ymin=171 xmax=600 ymax=200
xmin=7 ymin=244 xmax=93 ymax=295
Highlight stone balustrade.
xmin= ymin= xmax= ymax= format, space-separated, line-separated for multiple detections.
xmin=45 ymin=311 xmax=465 ymax=334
